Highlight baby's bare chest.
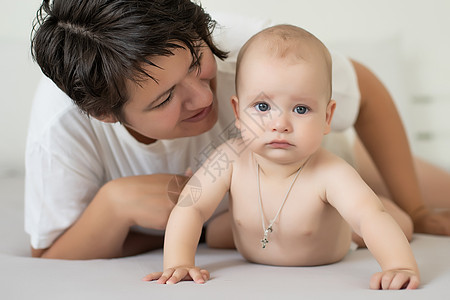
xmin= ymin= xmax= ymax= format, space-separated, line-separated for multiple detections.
xmin=229 ymin=167 xmax=350 ymax=265
xmin=230 ymin=168 xmax=334 ymax=237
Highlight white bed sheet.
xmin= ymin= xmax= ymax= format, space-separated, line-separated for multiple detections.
xmin=1 ymin=175 xmax=449 ymax=300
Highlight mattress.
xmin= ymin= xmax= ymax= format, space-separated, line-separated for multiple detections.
xmin=1 ymin=175 xmax=449 ymax=300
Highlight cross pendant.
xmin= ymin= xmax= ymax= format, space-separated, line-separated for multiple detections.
xmin=261 ymin=236 xmax=269 ymax=248
xmin=261 ymin=226 xmax=273 ymax=249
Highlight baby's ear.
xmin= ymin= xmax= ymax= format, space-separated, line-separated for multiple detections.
xmin=323 ymin=100 xmax=336 ymax=135
xmin=231 ymin=96 xmax=241 ymax=129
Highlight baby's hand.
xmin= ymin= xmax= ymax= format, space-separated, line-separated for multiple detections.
xmin=370 ymin=269 xmax=420 ymax=290
xmin=142 ymin=266 xmax=210 ymax=284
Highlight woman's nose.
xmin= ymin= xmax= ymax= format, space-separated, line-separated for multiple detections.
xmin=181 ymin=75 xmax=212 ymax=110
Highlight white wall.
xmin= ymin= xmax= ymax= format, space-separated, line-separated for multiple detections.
xmin=0 ymin=0 xmax=42 ymax=175
xmin=202 ymin=0 xmax=450 ymax=168
xmin=0 ymin=0 xmax=449 ymax=174
xmin=201 ymin=0 xmax=450 ymax=95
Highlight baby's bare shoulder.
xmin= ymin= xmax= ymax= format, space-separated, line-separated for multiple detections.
xmin=311 ymin=148 xmax=359 ymax=177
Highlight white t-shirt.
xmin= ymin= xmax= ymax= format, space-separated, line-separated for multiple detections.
xmin=25 ymin=23 xmax=360 ymax=250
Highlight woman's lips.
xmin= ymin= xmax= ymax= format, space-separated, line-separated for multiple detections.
xmin=184 ymin=104 xmax=213 ymax=122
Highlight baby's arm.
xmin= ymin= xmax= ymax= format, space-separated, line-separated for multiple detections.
xmin=325 ymin=159 xmax=420 ymax=289
xmin=143 ymin=144 xmax=234 ymax=284
xmin=360 ymin=208 xmax=420 ymax=290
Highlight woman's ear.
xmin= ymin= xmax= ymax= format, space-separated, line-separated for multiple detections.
xmin=93 ymin=114 xmax=118 ymax=123
xmin=231 ymin=95 xmax=241 ymax=129
xmin=323 ymin=100 xmax=336 ymax=135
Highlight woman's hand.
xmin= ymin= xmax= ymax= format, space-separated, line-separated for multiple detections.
xmin=413 ymin=207 xmax=450 ymax=235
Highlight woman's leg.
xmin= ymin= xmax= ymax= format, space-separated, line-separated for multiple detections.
xmin=353 ymin=137 xmax=450 ymax=210
xmin=205 ymin=211 xmax=235 ymax=249
xmin=352 ymin=136 xmax=450 ymax=242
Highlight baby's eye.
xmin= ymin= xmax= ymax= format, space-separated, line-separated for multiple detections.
xmin=255 ymin=102 xmax=271 ymax=112
xmin=294 ymin=105 xmax=309 ymax=115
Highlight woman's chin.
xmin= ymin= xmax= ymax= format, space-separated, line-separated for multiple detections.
xmin=183 ymin=104 xmax=218 ymax=136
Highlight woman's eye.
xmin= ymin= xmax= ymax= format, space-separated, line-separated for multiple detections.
xmin=294 ymin=105 xmax=309 ymax=115
xmin=255 ymin=102 xmax=270 ymax=112
xmin=152 ymin=90 xmax=174 ymax=110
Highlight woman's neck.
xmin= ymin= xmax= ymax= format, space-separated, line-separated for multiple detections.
xmin=125 ymin=126 xmax=157 ymax=145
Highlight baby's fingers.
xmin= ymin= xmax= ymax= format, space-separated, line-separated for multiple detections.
xmin=141 ymin=272 xmax=163 ymax=282
xmin=390 ymin=272 xmax=420 ymax=290
xmin=370 ymin=271 xmax=420 ymax=290
xmin=146 ymin=268 xmax=181 ymax=284
xmin=386 ymin=272 xmax=411 ymax=290
xmin=188 ymin=268 xmax=210 ymax=284
xmin=164 ymin=268 xmax=189 ymax=284
xmin=142 ymin=267 xmax=210 ymax=285
xmin=404 ymin=274 xmax=420 ymax=290
xmin=370 ymin=272 xmax=383 ymax=290
xmin=201 ymin=269 xmax=210 ymax=281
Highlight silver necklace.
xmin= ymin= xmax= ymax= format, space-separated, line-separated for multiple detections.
xmin=256 ymin=160 xmax=308 ymax=249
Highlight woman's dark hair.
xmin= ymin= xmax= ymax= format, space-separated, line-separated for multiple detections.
xmin=31 ymin=0 xmax=228 ymax=122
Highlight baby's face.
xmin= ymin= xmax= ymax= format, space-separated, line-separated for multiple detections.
xmin=232 ymin=52 xmax=334 ymax=164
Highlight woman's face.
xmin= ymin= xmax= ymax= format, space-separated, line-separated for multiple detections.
xmin=121 ymin=42 xmax=218 ymax=142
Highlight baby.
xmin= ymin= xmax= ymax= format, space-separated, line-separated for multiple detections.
xmin=143 ymin=24 xmax=420 ymax=290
